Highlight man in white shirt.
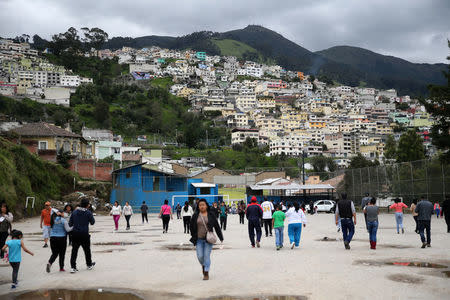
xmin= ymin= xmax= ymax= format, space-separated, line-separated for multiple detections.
xmin=261 ymin=198 xmax=275 ymax=237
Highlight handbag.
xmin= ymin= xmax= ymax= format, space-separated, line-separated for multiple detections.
xmin=200 ymin=214 xmax=217 ymax=244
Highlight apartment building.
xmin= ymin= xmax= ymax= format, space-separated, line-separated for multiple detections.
xmin=231 ymin=128 xmax=259 ymax=145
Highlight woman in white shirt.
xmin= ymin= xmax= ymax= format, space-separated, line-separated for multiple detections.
xmin=110 ymin=201 xmax=121 ymax=231
xmin=181 ymin=202 xmax=194 ymax=234
xmin=285 ymin=202 xmax=307 ymax=249
xmin=123 ymin=202 xmax=133 ymax=230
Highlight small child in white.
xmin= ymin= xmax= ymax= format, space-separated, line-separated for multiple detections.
xmin=2 ymin=229 xmax=34 ymax=289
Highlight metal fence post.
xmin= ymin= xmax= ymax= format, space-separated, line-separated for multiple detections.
xmin=425 ymin=160 xmax=429 ymax=201
xmin=443 ymin=164 xmax=446 ymax=202
xmin=410 ymin=162 xmax=414 ymax=200
xmin=352 ymin=169 xmax=355 ymax=201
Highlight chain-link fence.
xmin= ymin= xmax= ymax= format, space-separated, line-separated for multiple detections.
xmin=341 ymin=159 xmax=450 ymax=205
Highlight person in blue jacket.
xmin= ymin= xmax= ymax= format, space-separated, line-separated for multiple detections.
xmin=46 ymin=210 xmax=72 ymax=273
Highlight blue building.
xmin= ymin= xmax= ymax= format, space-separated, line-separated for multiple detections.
xmin=196 ymin=52 xmax=206 ymax=61
xmin=110 ymin=163 xmax=219 ymax=212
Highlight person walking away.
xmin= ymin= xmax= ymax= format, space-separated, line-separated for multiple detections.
xmin=69 ymin=198 xmax=96 ymax=273
xmin=176 ymin=203 xmax=182 ymax=219
xmin=361 ymin=193 xmax=371 ymax=231
xmin=211 ymin=202 xmax=220 ymax=219
xmin=261 ymin=197 xmax=274 ymax=237
xmin=219 ymin=202 xmax=228 ymax=231
xmin=272 ymin=205 xmax=286 ymax=250
xmin=285 ymin=202 xmax=307 ymax=249
xmin=246 ymin=196 xmax=263 ymax=248
xmin=2 ymin=230 xmax=34 ymax=289
xmin=309 ymin=201 xmax=314 ymax=215
xmin=141 ymin=201 xmax=149 ymax=224
xmin=364 ymin=198 xmax=379 ymax=250
xmin=190 ymin=199 xmax=224 ymax=280
xmin=415 ymin=196 xmax=433 ymax=248
xmin=181 ymin=201 xmax=194 ymax=234
xmin=238 ymin=202 xmax=246 ymax=224
xmin=281 ymin=202 xmax=287 ymax=213
xmin=442 ymin=197 xmax=450 ymax=233
xmin=46 ymin=210 xmax=72 ymax=273
xmin=0 ymin=203 xmax=13 ymax=259
xmin=40 ymin=201 xmax=53 ymax=248
xmin=434 ymin=202 xmax=441 ymax=219
xmin=63 ymin=205 xmax=73 ymax=246
xmin=389 ymin=198 xmax=408 ymax=234
xmin=110 ymin=201 xmax=121 ymax=231
xmin=123 ymin=202 xmax=133 ymax=230
xmin=410 ymin=199 xmax=419 ymax=234
xmin=159 ymin=200 xmax=173 ymax=233
xmin=335 ymin=193 xmax=357 ymax=250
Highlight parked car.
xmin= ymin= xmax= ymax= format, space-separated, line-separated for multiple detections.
xmin=306 ymin=200 xmax=336 ymax=213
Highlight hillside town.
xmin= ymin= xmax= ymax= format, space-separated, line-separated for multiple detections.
xmin=0 ymin=38 xmax=436 ymax=172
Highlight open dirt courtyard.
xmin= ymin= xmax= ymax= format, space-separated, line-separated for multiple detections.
xmin=0 ymin=212 xmax=449 ymax=299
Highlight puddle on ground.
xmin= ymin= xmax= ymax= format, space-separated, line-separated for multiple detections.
xmin=94 ymin=248 xmax=126 ymax=253
xmin=207 ymin=296 xmax=307 ymax=300
xmin=316 ymin=237 xmax=339 ymax=242
xmin=387 ymin=274 xmax=424 ymax=284
xmin=162 ymin=244 xmax=230 ymax=251
xmin=355 ymin=260 xmax=448 ymax=269
xmin=381 ymin=244 xmax=413 ymax=249
xmin=93 ymin=242 xmax=143 ymax=246
xmin=12 ymin=289 xmax=143 ymax=299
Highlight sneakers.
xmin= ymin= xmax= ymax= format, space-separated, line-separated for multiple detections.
xmin=344 ymin=241 xmax=351 ymax=250
xmin=43 ymin=243 xmax=48 ymax=248
xmin=70 ymin=268 xmax=79 ymax=273
xmin=421 ymin=242 xmax=427 ymax=249
xmin=59 ymin=268 xmax=65 ymax=272
xmin=46 ymin=263 xmax=51 ymax=273
xmin=256 ymin=241 xmax=260 ymax=248
xmin=290 ymin=242 xmax=295 ymax=249
xmin=203 ymin=271 xmax=209 ymax=280
xmin=276 ymin=246 xmax=280 ymax=251
xmin=426 ymin=244 xmax=431 ymax=248
xmin=251 ymin=245 xmax=255 ymax=248
xmin=87 ymin=262 xmax=96 ymax=270
xmin=402 ymin=228 xmax=405 ymax=234
xmin=11 ymin=284 xmax=16 ymax=289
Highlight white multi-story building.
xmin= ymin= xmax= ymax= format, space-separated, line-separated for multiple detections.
xmin=269 ymin=135 xmax=304 ymax=156
xmin=34 ymin=71 xmax=47 ymax=87
xmin=236 ymin=94 xmax=257 ymax=112
xmin=231 ymin=128 xmax=259 ymax=145
xmin=60 ymin=75 xmax=80 ymax=87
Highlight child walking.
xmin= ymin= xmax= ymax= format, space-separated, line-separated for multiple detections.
xmin=2 ymin=230 xmax=34 ymax=289
xmin=46 ymin=210 xmax=72 ymax=273
xmin=272 ymin=205 xmax=286 ymax=250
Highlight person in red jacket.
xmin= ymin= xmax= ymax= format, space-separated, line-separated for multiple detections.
xmin=246 ymin=196 xmax=263 ymax=248
xmin=389 ymin=198 xmax=408 ymax=234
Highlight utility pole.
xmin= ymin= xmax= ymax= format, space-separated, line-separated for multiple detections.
xmin=301 ymin=149 xmax=307 ymax=203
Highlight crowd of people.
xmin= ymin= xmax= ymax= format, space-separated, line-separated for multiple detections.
xmin=0 ymin=193 xmax=449 ymax=287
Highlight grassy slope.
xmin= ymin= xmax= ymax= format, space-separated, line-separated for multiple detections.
xmin=211 ymin=38 xmax=274 ymax=64
xmin=0 ymin=137 xmax=75 ymax=217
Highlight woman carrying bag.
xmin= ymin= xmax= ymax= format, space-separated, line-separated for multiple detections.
xmin=190 ymin=199 xmax=224 ymax=281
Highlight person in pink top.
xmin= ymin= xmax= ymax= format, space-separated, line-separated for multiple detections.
xmin=159 ymin=200 xmax=173 ymax=233
xmin=433 ymin=202 xmax=441 ymax=219
xmin=389 ymin=198 xmax=408 ymax=234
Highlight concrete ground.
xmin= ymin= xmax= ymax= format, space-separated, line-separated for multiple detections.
xmin=0 ymin=212 xmax=449 ymax=300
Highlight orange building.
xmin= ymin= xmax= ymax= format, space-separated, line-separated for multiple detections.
xmin=297 ymin=72 xmax=304 ymax=81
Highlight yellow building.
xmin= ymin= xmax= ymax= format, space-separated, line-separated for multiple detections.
xmin=10 ymin=122 xmax=91 ymax=158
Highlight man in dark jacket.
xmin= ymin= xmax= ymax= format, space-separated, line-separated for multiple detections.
xmin=442 ymin=197 xmax=450 ymax=233
xmin=141 ymin=201 xmax=149 ymax=224
xmin=246 ymin=196 xmax=263 ymax=248
xmin=415 ymin=195 xmax=434 ymax=248
xmin=335 ymin=193 xmax=357 ymax=250
xmin=69 ymin=198 xmax=95 ymax=273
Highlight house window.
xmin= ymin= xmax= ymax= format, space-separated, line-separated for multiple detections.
xmin=63 ymin=141 xmax=70 ymax=152
xmin=200 ymin=187 xmax=210 ymax=195
xmin=113 ymin=147 xmax=121 ymax=154
xmin=153 ymin=176 xmax=160 ymax=191
xmin=38 ymin=141 xmax=47 ymax=150
xmin=72 ymin=143 xmax=77 ymax=153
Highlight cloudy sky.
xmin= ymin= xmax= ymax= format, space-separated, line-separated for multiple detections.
xmin=1 ymin=0 xmax=449 ymax=63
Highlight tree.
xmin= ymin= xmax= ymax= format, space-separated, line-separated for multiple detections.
xmin=419 ymin=40 xmax=450 ymax=162
xmin=93 ymin=98 xmax=110 ymax=127
xmin=311 ymin=155 xmax=337 ymax=173
xmin=49 ymin=27 xmax=82 ymax=55
xmin=81 ymin=27 xmax=109 ymax=50
xmin=349 ymin=153 xmax=375 ymax=169
xmin=56 ymin=148 xmax=71 ymax=169
xmin=384 ymin=135 xmax=397 ymax=160
xmin=396 ymin=130 xmax=425 ymax=162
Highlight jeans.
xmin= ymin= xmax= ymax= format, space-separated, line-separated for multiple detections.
xmin=49 ymin=236 xmax=67 ymax=269
xmin=337 ymin=217 xmax=341 ymax=230
xmin=70 ymin=232 xmax=92 ymax=269
xmin=288 ymin=223 xmax=302 ymax=247
xmin=142 ymin=213 xmax=148 ymax=223
xmin=418 ymin=220 xmax=431 ymax=244
xmin=274 ymin=226 xmax=284 ymax=247
xmin=113 ymin=215 xmax=120 ymax=230
xmin=248 ymin=219 xmax=262 ymax=246
xmin=183 ymin=216 xmax=191 ymax=233
xmin=239 ymin=213 xmax=245 ymax=224
xmin=125 ymin=215 xmax=131 ymax=228
xmin=162 ymin=215 xmax=170 ymax=232
xmin=220 ymin=216 xmax=227 ymax=230
xmin=177 ymin=211 xmax=181 ymax=219
xmin=341 ymin=218 xmax=355 ymax=243
xmin=196 ymin=239 xmax=213 ymax=272
xmin=263 ymin=219 xmax=273 ymax=236
xmin=367 ymin=220 xmax=378 ymax=242
xmin=435 ymin=209 xmax=440 ymax=219
xmin=395 ymin=212 xmax=404 ymax=232
xmin=413 ymin=216 xmax=418 ymax=232
xmin=10 ymin=262 xmax=20 ymax=284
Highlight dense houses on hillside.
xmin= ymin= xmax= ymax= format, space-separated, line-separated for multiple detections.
xmin=0 ymin=41 xmax=436 ymax=163
xmin=0 ymin=39 xmax=92 ymax=106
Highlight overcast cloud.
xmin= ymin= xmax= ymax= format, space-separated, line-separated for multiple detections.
xmin=1 ymin=0 xmax=449 ymax=63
